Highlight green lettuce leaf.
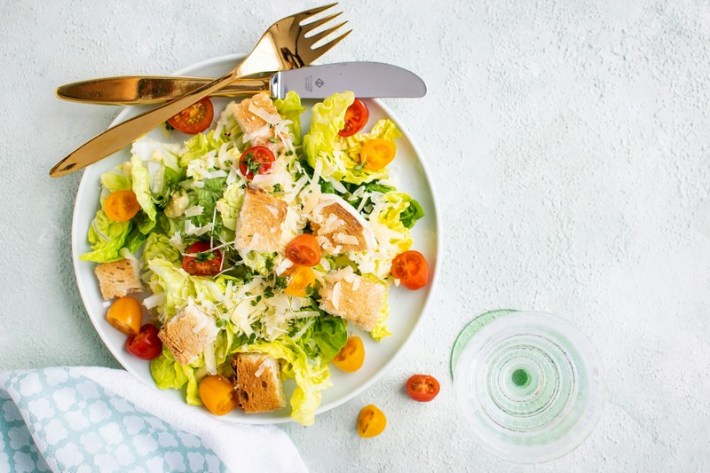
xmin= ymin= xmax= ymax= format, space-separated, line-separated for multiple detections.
xmin=180 ymin=130 xmax=228 ymax=168
xmin=216 ymin=182 xmax=245 ymax=231
xmin=100 ymin=166 xmax=131 ymax=192
xmin=303 ymin=91 xmax=354 ymax=179
xmin=145 ymin=258 xmax=192 ymax=317
xmin=130 ymin=154 xmax=157 ymax=222
xmin=294 ymin=315 xmax=348 ymax=363
xmin=275 ymin=91 xmax=306 ymax=145
xmin=144 ymin=233 xmax=181 ymax=264
xmin=80 ymin=210 xmax=131 ymax=263
xmin=150 ymin=348 xmax=188 ymax=390
xmin=399 ymin=197 xmax=424 ymax=229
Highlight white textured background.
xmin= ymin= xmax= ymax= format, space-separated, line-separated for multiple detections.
xmin=1 ymin=0 xmax=709 ymax=471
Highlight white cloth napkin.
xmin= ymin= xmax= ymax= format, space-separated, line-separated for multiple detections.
xmin=0 ymin=367 xmax=308 ymax=473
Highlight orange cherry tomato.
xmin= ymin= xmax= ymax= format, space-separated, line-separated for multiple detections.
xmin=103 ymin=190 xmax=141 ymax=222
xmin=391 ymin=250 xmax=429 ymax=290
xmin=106 ymin=296 xmax=142 ymax=336
xmin=198 ymin=375 xmax=238 ymax=416
xmin=406 ymin=374 xmax=440 ymax=402
xmin=239 ymin=145 xmax=275 ymax=180
xmin=360 ymin=139 xmax=396 ymax=170
xmin=167 ymin=97 xmax=214 ymax=134
xmin=182 ymin=241 xmax=223 ymax=277
xmin=357 ymin=404 xmax=386 ymax=438
xmin=285 ymin=234 xmax=321 ymax=267
xmin=332 ymin=336 xmax=365 ymax=372
xmin=284 ymin=265 xmax=316 ymax=297
xmin=339 ymin=98 xmax=369 ymax=137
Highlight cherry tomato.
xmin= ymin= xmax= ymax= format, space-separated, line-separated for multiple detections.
xmin=360 ymin=139 xmax=396 ymax=170
xmin=167 ymin=97 xmax=214 ymax=134
xmin=103 ymin=190 xmax=141 ymax=222
xmin=339 ymin=99 xmax=369 ymax=137
xmin=332 ymin=336 xmax=365 ymax=372
xmin=406 ymin=374 xmax=440 ymax=402
xmin=182 ymin=241 xmax=223 ymax=276
xmin=125 ymin=324 xmax=162 ymax=360
xmin=285 ymin=234 xmax=321 ymax=267
xmin=198 ymin=375 xmax=238 ymax=416
xmin=391 ymin=250 xmax=429 ymax=290
xmin=239 ymin=146 xmax=275 ymax=180
xmin=106 ymin=296 xmax=142 ymax=336
xmin=284 ymin=265 xmax=315 ymax=297
xmin=357 ymin=404 xmax=386 ymax=438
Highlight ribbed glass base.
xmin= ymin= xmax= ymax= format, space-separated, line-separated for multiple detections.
xmin=451 ymin=311 xmax=603 ymax=463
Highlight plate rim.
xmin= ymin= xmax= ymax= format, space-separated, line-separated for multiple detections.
xmin=71 ymin=53 xmax=442 ymax=424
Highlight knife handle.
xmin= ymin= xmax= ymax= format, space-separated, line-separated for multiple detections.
xmin=56 ymin=76 xmax=272 ymax=105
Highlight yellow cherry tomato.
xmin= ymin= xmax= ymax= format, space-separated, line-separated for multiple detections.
xmin=360 ymin=139 xmax=396 ymax=170
xmin=198 ymin=375 xmax=238 ymax=416
xmin=105 ymin=296 xmax=142 ymax=336
xmin=357 ymin=404 xmax=386 ymax=438
xmin=332 ymin=336 xmax=365 ymax=372
xmin=103 ymin=190 xmax=141 ymax=222
xmin=284 ymin=265 xmax=315 ymax=297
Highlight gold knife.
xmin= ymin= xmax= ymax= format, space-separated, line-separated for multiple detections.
xmin=56 ymin=76 xmax=271 ymax=105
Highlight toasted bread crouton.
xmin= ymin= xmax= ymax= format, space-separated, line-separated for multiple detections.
xmin=233 ymin=92 xmax=279 ymax=145
xmin=94 ymin=258 xmax=142 ymax=300
xmin=235 ymin=187 xmax=288 ymax=253
xmin=319 ymin=268 xmax=385 ymax=331
xmin=158 ymin=304 xmax=219 ymax=365
xmin=310 ymin=194 xmax=376 ymax=255
xmin=233 ymin=353 xmax=286 ymax=414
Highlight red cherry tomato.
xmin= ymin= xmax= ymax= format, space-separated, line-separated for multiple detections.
xmin=391 ymin=250 xmax=429 ymax=290
xmin=406 ymin=374 xmax=440 ymax=402
xmin=125 ymin=324 xmax=162 ymax=360
xmin=285 ymin=234 xmax=321 ymax=267
xmin=182 ymin=241 xmax=223 ymax=276
xmin=339 ymin=99 xmax=369 ymax=137
xmin=239 ymin=146 xmax=275 ymax=180
xmin=167 ymin=97 xmax=214 ymax=134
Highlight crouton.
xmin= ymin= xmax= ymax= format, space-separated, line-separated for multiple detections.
xmin=319 ymin=269 xmax=386 ymax=331
xmin=233 ymin=92 xmax=279 ymax=145
xmin=94 ymin=258 xmax=142 ymax=300
xmin=310 ymin=194 xmax=376 ymax=255
xmin=233 ymin=353 xmax=286 ymax=414
xmin=235 ymin=186 xmax=288 ymax=253
xmin=158 ymin=304 xmax=219 ymax=365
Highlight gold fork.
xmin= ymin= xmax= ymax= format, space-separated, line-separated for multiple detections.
xmin=50 ymin=3 xmax=350 ymax=178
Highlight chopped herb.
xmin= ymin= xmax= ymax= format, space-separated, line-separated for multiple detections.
xmin=196 ymin=250 xmax=216 ymax=262
xmin=264 ymin=286 xmax=275 ymax=298
xmin=273 ymin=184 xmax=283 ymax=193
xmin=265 ymin=257 xmax=275 ymax=272
xmin=285 ymin=150 xmax=294 ymax=156
xmin=274 ymin=276 xmax=288 ymax=290
xmin=269 ymin=137 xmax=278 ymax=143
xmin=224 ymin=159 xmax=233 ymax=167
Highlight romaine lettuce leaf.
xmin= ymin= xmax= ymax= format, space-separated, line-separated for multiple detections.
xmin=130 ymin=154 xmax=157 ymax=222
xmin=144 ymin=233 xmax=181 ymax=264
xmin=304 ymin=91 xmax=354 ymax=179
xmin=275 ymin=91 xmax=306 ymax=145
xmin=80 ymin=210 xmax=131 ymax=263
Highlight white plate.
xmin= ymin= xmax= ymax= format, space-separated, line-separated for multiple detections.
xmin=72 ymin=54 xmax=440 ymax=424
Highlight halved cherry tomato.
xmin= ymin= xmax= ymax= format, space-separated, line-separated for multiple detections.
xmin=406 ymin=374 xmax=440 ymax=402
xmin=391 ymin=250 xmax=429 ymax=290
xmin=284 ymin=265 xmax=315 ymax=297
xmin=125 ymin=324 xmax=162 ymax=360
xmin=357 ymin=404 xmax=386 ymax=438
xmin=339 ymin=99 xmax=369 ymax=137
xmin=182 ymin=241 xmax=223 ymax=276
xmin=106 ymin=296 xmax=142 ymax=336
xmin=103 ymin=190 xmax=141 ymax=222
xmin=360 ymin=139 xmax=396 ymax=170
xmin=332 ymin=335 xmax=365 ymax=372
xmin=239 ymin=146 xmax=275 ymax=180
xmin=167 ymin=97 xmax=214 ymax=134
xmin=198 ymin=375 xmax=238 ymax=416
xmin=285 ymin=234 xmax=321 ymax=267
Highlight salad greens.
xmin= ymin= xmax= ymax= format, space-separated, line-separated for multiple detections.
xmin=83 ymin=90 xmax=425 ymax=425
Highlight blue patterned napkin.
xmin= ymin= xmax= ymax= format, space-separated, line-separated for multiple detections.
xmin=0 ymin=367 xmax=307 ymax=473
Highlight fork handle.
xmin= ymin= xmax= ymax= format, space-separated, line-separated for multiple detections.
xmin=50 ymin=71 xmax=239 ymax=178
xmin=56 ymin=76 xmax=272 ymax=105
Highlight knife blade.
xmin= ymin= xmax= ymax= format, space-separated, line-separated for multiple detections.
xmin=56 ymin=62 xmax=427 ymax=105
